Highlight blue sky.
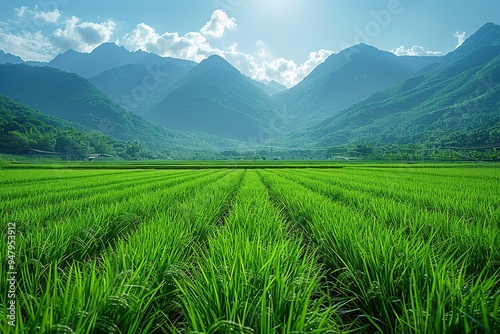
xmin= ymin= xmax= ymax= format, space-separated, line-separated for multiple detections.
xmin=1 ymin=0 xmax=499 ymax=86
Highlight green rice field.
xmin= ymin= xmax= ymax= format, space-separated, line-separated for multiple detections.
xmin=1 ymin=164 xmax=499 ymax=333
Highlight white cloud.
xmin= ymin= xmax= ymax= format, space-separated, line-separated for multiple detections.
xmin=51 ymin=16 xmax=116 ymax=52
xmin=123 ymin=10 xmax=236 ymax=61
xmin=454 ymin=31 xmax=466 ymax=49
xmin=223 ymin=44 xmax=333 ymax=87
xmin=15 ymin=7 xmax=29 ymax=18
xmin=0 ymin=28 xmax=57 ymax=61
xmin=251 ymin=49 xmax=333 ymax=87
xmin=200 ymin=9 xmax=236 ymax=38
xmin=391 ymin=45 xmax=443 ymax=56
xmin=122 ymin=23 xmax=216 ymax=62
xmin=34 ymin=9 xmax=62 ymax=23
xmin=2 ymin=8 xmax=331 ymax=87
xmin=15 ymin=6 xmax=61 ymax=23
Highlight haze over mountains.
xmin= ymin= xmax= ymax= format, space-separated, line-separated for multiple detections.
xmin=0 ymin=22 xmax=498 ymax=156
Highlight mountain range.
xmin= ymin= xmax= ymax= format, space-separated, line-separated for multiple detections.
xmin=0 ymin=22 xmax=498 ymax=156
xmin=274 ymin=44 xmax=440 ymax=129
xmin=0 ymin=64 xmax=239 ymax=154
xmin=285 ymin=22 xmax=500 ymax=148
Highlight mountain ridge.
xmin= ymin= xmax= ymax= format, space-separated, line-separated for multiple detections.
xmin=273 ymin=43 xmax=437 ymax=128
xmin=0 ymin=63 xmax=240 ymax=152
xmin=144 ymin=55 xmax=286 ymax=141
xmin=283 ymin=23 xmax=500 ymax=148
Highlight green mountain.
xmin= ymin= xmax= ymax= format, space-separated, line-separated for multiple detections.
xmin=0 ymin=94 xmax=125 ymax=156
xmin=446 ymin=22 xmax=500 ymax=60
xmin=144 ymin=55 xmax=285 ymax=141
xmin=89 ymin=62 xmax=193 ymax=114
xmin=284 ymin=23 xmax=500 ymax=148
xmin=0 ymin=64 xmax=238 ymax=153
xmin=274 ymin=44 xmax=439 ymax=129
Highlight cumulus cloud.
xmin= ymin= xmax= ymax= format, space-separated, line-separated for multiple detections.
xmin=123 ymin=10 xmax=236 ymax=61
xmin=391 ymin=45 xmax=443 ymax=56
xmin=122 ymin=23 xmax=215 ymax=62
xmin=249 ymin=49 xmax=333 ymax=87
xmin=51 ymin=16 xmax=116 ymax=52
xmin=221 ymin=43 xmax=333 ymax=87
xmin=34 ymin=9 xmax=62 ymax=23
xmin=15 ymin=6 xmax=61 ymax=23
xmin=200 ymin=9 xmax=236 ymax=38
xmin=454 ymin=31 xmax=466 ymax=49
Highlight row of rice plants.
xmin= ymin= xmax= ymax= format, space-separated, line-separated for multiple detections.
xmin=0 ymin=169 xmax=133 ymax=185
xmin=258 ymin=169 xmax=500 ymax=333
xmin=0 ymin=170 xmax=182 ymax=201
xmin=274 ymin=168 xmax=500 ymax=276
xmin=0 ymin=170 xmax=223 ymax=252
xmin=0 ymin=170 xmax=198 ymax=215
xmin=175 ymin=170 xmax=341 ymax=333
xmin=329 ymin=167 xmax=499 ymax=222
xmin=1 ymin=169 xmax=243 ymax=332
xmin=1 ymin=170 xmax=223 ymax=269
xmin=344 ymin=166 xmax=500 ymax=219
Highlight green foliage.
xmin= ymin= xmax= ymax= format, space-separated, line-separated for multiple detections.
xmin=0 ymin=95 xmax=154 ymax=159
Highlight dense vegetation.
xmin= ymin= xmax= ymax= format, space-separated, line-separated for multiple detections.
xmin=0 ymin=64 xmax=237 ymax=154
xmin=1 ymin=165 xmax=498 ymax=333
xmin=0 ymin=95 xmax=159 ymax=159
xmin=286 ymin=25 xmax=500 ymax=147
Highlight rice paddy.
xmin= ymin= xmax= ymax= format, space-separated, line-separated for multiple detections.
xmin=1 ymin=164 xmax=499 ymax=333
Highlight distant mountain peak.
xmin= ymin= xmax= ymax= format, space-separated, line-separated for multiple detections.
xmin=195 ymin=54 xmax=241 ymax=77
xmin=340 ymin=44 xmax=388 ymax=58
xmin=479 ymin=22 xmax=499 ymax=30
xmin=92 ymin=42 xmax=126 ymax=53
xmin=469 ymin=22 xmax=500 ymax=40
xmin=0 ymin=50 xmax=24 ymax=64
xmin=200 ymin=54 xmax=232 ymax=67
xmin=449 ymin=22 xmax=500 ymax=59
xmin=267 ymin=80 xmax=287 ymax=92
xmin=47 ymin=42 xmax=195 ymax=78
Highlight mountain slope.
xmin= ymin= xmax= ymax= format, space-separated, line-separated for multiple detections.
xmin=144 ymin=55 xmax=285 ymax=141
xmin=266 ymin=80 xmax=287 ymax=93
xmin=48 ymin=43 xmax=195 ymax=78
xmin=89 ymin=62 xmax=192 ymax=113
xmin=0 ymin=51 xmax=24 ymax=64
xmin=447 ymin=22 xmax=500 ymax=60
xmin=0 ymin=64 xmax=238 ymax=152
xmin=0 ymin=94 xmax=125 ymax=155
xmin=285 ymin=23 xmax=500 ymax=147
xmin=274 ymin=44 xmax=438 ymax=128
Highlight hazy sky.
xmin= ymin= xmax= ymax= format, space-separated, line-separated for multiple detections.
xmin=1 ymin=0 xmax=499 ymax=86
